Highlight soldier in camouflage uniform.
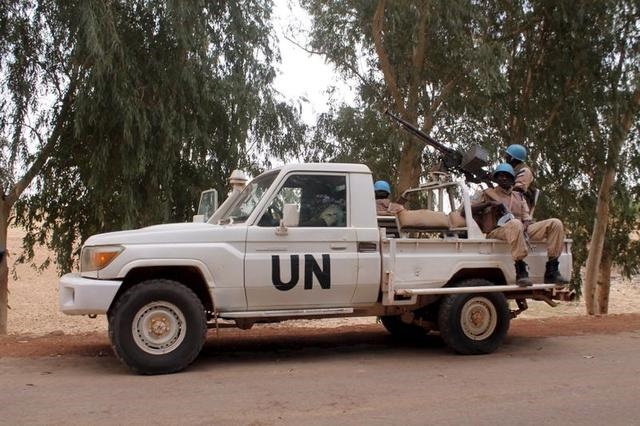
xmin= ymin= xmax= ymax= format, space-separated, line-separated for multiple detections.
xmin=505 ymin=144 xmax=537 ymax=209
xmin=374 ymin=180 xmax=405 ymax=216
xmin=471 ymin=163 xmax=569 ymax=287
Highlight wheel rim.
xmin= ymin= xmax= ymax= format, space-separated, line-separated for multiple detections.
xmin=132 ymin=301 xmax=187 ymax=355
xmin=460 ymin=297 xmax=498 ymax=341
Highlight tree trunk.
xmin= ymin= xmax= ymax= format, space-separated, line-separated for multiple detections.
xmin=584 ymin=88 xmax=640 ymax=315
xmin=0 ymin=202 xmax=9 ymax=334
xmin=583 ymin=167 xmax=615 ymax=315
xmin=396 ymin=138 xmax=423 ymax=194
xmin=596 ymin=248 xmax=612 ymax=314
xmin=371 ymin=0 xmax=430 ymax=194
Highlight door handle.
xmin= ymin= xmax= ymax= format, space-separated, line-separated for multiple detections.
xmin=330 ymin=244 xmax=347 ymax=251
xmin=358 ymin=242 xmax=378 ymax=252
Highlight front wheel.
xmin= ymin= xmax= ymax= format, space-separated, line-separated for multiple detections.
xmin=108 ymin=279 xmax=207 ymax=374
xmin=438 ymin=279 xmax=510 ymax=355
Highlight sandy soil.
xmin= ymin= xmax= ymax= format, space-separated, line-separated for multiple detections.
xmin=2 ymin=313 xmax=640 ymax=358
xmin=4 ymin=226 xmax=640 ymax=336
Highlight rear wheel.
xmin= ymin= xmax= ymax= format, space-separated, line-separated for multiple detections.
xmin=108 ymin=279 xmax=207 ymax=374
xmin=438 ymin=279 xmax=510 ymax=355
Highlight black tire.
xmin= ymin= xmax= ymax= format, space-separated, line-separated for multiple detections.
xmin=437 ymin=279 xmax=510 ymax=355
xmin=108 ymin=279 xmax=207 ymax=374
xmin=380 ymin=315 xmax=429 ymax=340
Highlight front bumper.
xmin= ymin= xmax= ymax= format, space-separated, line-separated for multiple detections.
xmin=59 ymin=273 xmax=122 ymax=315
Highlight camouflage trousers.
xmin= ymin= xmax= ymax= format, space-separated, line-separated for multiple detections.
xmin=487 ymin=218 xmax=565 ymax=261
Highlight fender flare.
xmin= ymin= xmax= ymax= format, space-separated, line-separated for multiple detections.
xmin=117 ymin=259 xmax=216 ymax=288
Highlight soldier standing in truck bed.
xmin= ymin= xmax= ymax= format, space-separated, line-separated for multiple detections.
xmin=505 ymin=144 xmax=537 ymax=209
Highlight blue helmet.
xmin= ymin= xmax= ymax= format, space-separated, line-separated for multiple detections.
xmin=493 ymin=163 xmax=515 ymax=178
xmin=374 ymin=180 xmax=391 ymax=194
xmin=505 ymin=144 xmax=527 ymax=162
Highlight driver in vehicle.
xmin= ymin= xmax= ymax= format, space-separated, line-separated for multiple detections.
xmin=305 ymin=184 xmax=346 ymax=227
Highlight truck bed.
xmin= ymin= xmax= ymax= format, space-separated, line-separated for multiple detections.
xmin=382 ymin=236 xmax=572 ymax=291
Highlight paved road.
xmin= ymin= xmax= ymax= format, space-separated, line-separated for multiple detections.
xmin=1 ymin=328 xmax=639 ymax=425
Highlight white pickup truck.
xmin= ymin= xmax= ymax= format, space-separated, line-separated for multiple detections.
xmin=59 ymin=163 xmax=572 ymax=374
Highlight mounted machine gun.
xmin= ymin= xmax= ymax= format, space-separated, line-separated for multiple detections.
xmin=384 ymin=110 xmax=492 ymax=185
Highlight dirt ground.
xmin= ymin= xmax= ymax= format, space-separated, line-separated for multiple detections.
xmin=2 ymin=313 xmax=640 ymax=358
xmin=3 ymin=226 xmax=640 ymax=355
xmin=3 ymin=331 xmax=640 ymax=425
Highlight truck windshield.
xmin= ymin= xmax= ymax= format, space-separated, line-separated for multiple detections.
xmin=218 ymin=171 xmax=278 ymax=224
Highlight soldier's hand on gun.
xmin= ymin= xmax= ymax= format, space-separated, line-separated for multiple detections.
xmin=489 ymin=201 xmax=508 ymax=216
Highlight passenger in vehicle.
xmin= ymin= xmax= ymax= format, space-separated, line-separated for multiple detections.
xmin=374 ymin=180 xmax=405 ymax=216
xmin=471 ymin=163 xmax=569 ymax=287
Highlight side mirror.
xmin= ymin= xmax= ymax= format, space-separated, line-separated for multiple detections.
xmin=193 ymin=189 xmax=218 ymax=223
xmin=282 ymin=203 xmax=299 ymax=227
xmin=276 ymin=203 xmax=299 ymax=236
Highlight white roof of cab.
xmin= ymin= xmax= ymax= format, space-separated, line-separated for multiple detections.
xmin=268 ymin=163 xmax=371 ymax=175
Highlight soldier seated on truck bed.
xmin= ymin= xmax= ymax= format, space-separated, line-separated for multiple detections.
xmin=374 ymin=180 xmax=405 ymax=216
xmin=470 ymin=163 xmax=569 ymax=287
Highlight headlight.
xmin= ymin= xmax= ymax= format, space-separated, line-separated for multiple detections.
xmin=81 ymin=245 xmax=124 ymax=272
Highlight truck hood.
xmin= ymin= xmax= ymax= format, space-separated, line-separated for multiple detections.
xmin=84 ymin=222 xmax=246 ymax=246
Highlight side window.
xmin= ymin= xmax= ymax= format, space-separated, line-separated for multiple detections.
xmin=258 ymin=174 xmax=347 ymax=227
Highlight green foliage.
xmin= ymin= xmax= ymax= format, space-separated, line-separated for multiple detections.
xmin=302 ymin=0 xmax=640 ymax=279
xmin=302 ymin=0 xmax=495 ymax=112
xmin=531 ymin=0 xmax=640 ymax=284
xmin=300 ymin=0 xmax=510 ymax=193
xmin=1 ymin=0 xmax=305 ymax=272
xmin=308 ymin=105 xmax=402 ymax=184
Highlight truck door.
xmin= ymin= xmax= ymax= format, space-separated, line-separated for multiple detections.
xmin=244 ymin=173 xmax=358 ymax=309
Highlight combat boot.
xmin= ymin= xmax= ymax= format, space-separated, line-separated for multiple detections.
xmin=544 ymin=257 xmax=569 ymax=284
xmin=514 ymin=260 xmax=533 ymax=287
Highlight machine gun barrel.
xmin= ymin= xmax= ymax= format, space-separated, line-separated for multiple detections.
xmin=383 ymin=110 xmax=457 ymax=156
xmin=384 ymin=109 xmax=491 ymax=185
